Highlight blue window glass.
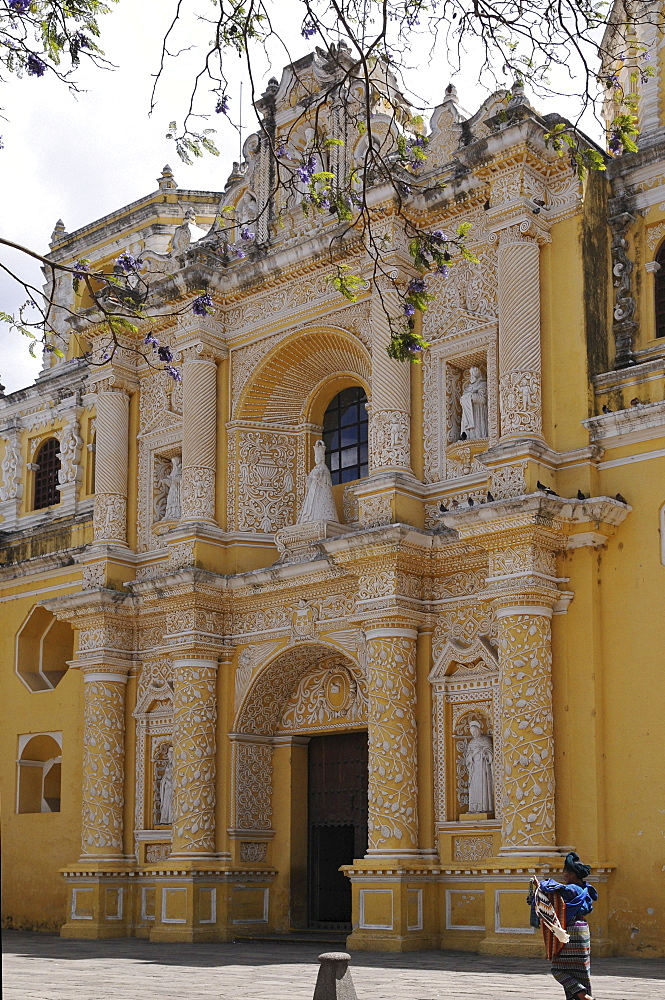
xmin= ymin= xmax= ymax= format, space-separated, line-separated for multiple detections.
xmin=322 ymin=387 xmax=369 ymax=484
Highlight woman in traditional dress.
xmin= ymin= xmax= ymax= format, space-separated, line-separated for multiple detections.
xmin=528 ymin=852 xmax=598 ymax=1000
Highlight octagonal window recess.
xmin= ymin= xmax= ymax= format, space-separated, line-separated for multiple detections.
xmin=16 ymin=606 xmax=74 ymax=692
xmin=17 ymin=733 xmax=62 ymax=813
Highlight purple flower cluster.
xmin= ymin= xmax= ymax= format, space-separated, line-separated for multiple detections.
xmin=276 ymin=142 xmax=289 ymax=158
xmin=115 ymin=252 xmax=142 ymax=273
xmin=192 ymin=292 xmax=213 ymax=316
xmin=26 ymin=53 xmax=46 ymax=77
xmin=436 ymin=264 xmax=450 ymax=278
xmin=164 ymin=365 xmax=182 ymax=382
xmin=157 ymin=345 xmax=173 ymax=363
xmin=240 ymin=225 xmax=254 ymax=241
xmin=608 ymin=130 xmax=623 ymax=155
xmin=215 ymin=94 xmax=230 ymax=114
xmin=73 ymin=32 xmax=92 ymax=49
xmin=403 ymin=302 xmax=416 ymax=317
xmin=407 ymin=276 xmax=427 ymax=295
xmin=297 ymin=154 xmax=317 ymax=184
xmin=301 ymin=21 xmax=317 ymax=39
xmin=144 ymin=333 xmax=160 ymax=349
xmin=9 ymin=0 xmax=31 ymax=12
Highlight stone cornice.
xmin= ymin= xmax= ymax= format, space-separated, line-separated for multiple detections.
xmin=583 ymin=399 xmax=665 ymax=447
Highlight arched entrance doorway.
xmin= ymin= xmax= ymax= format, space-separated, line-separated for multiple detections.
xmin=232 ymin=642 xmax=368 ymax=931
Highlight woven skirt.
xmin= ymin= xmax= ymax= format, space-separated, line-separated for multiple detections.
xmin=551 ymin=920 xmax=591 ymax=999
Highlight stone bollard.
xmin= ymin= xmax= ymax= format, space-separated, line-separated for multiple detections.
xmin=312 ymin=952 xmax=358 ymax=1000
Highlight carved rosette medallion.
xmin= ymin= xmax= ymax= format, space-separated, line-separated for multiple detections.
xmin=496 ymin=609 xmax=556 ymax=853
xmin=365 ymin=628 xmax=419 ymax=854
xmin=171 ymin=659 xmax=218 ymax=856
xmin=81 ymin=677 xmax=127 ymax=855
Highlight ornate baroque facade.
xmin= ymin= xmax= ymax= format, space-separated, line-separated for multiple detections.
xmin=1 ymin=6 xmax=665 ymax=956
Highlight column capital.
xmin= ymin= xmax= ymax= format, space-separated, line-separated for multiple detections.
xmin=90 ymin=371 xmax=138 ymax=395
xmin=488 ymin=212 xmax=552 ymax=247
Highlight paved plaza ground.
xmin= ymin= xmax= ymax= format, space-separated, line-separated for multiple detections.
xmin=3 ymin=931 xmax=664 ymax=1000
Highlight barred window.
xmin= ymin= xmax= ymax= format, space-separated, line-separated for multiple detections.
xmin=322 ymin=387 xmax=368 ymax=485
xmin=33 ymin=438 xmax=61 ymax=510
xmin=656 ymin=242 xmax=665 ymax=339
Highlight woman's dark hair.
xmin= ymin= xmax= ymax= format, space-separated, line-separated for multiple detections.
xmin=564 ymin=851 xmax=591 ymax=880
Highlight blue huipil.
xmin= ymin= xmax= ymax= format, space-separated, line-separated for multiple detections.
xmin=537 ymin=879 xmax=598 ymax=927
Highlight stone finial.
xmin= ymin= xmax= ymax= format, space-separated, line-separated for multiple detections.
xmin=158 ymin=164 xmax=178 ymax=191
xmin=312 ymin=953 xmax=358 ymax=1000
xmin=50 ymin=219 xmax=67 ymax=246
xmin=444 ymin=82 xmax=459 ymax=104
xmin=507 ymin=78 xmax=530 ymax=108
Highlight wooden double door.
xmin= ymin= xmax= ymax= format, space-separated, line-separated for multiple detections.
xmin=307 ymin=731 xmax=368 ymax=928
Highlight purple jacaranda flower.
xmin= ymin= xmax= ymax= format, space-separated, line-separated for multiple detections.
xmin=157 ymin=345 xmax=173 ymax=363
xmin=608 ymin=132 xmax=623 ymax=155
xmin=144 ymin=333 xmax=160 ymax=348
xmin=234 ymin=248 xmax=246 ymax=259
xmin=301 ymin=21 xmax=317 ymax=38
xmin=276 ymin=142 xmax=289 ymax=158
xmin=115 ymin=252 xmax=141 ymax=273
xmin=436 ymin=264 xmax=451 ymax=278
xmin=408 ymin=277 xmax=427 ymax=294
xmin=431 ymin=229 xmax=450 ymax=241
xmin=192 ymin=293 xmax=213 ymax=316
xmin=26 ymin=53 xmax=46 ymax=77
xmin=215 ymin=94 xmax=230 ymax=114
xmin=165 ymin=365 xmax=182 ymax=382
xmin=9 ymin=1 xmax=31 ymax=12
xmin=403 ymin=302 xmax=416 ymax=317
xmin=73 ymin=32 xmax=92 ymax=49
xmin=240 ymin=226 xmax=254 ymax=240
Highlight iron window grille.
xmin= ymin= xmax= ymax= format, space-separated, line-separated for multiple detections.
xmin=322 ymin=386 xmax=369 ymax=485
xmin=33 ymin=438 xmax=61 ymax=510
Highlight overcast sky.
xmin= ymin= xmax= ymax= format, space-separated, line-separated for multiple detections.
xmin=0 ymin=1 xmax=604 ymax=394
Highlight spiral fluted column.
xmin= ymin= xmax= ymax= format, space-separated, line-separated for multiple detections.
xmin=181 ymin=351 xmax=217 ymax=522
xmin=369 ymin=286 xmax=411 ymax=473
xmin=497 ymin=233 xmax=544 ymax=440
xmin=93 ymin=385 xmax=130 ymax=543
xmin=365 ymin=625 xmax=419 ymax=856
xmin=170 ymin=657 xmax=218 ymax=858
xmin=80 ymin=667 xmax=128 ymax=859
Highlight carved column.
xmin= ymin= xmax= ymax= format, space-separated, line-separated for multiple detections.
xmin=93 ymin=383 xmax=130 ymax=544
xmin=170 ymin=656 xmax=218 ymax=858
xmin=496 ymin=226 xmax=546 ymax=440
xmin=80 ymin=666 xmax=129 ymax=859
xmin=364 ymin=625 xmax=419 ymax=856
xmin=369 ymin=284 xmax=411 ymax=474
xmin=180 ymin=348 xmax=218 ymax=522
xmin=609 ymin=211 xmax=637 ymax=369
xmin=494 ymin=600 xmax=558 ymax=856
xmin=56 ymin=398 xmax=83 ymax=515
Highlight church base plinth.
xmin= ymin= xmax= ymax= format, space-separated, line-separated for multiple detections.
xmin=344 ymin=863 xmax=439 ymax=953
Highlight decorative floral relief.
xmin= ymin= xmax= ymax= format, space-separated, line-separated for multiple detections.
xmin=453 ymin=835 xmax=494 ymax=862
xmin=234 ymin=741 xmax=273 ymax=832
xmin=235 ymin=429 xmax=297 ymax=532
xmin=234 ymin=640 xmax=284 ymax=712
xmin=491 ymin=462 xmax=527 ymax=500
xmin=93 ymin=493 xmax=127 ymax=543
xmin=181 ymin=466 xmax=215 ymax=521
xmin=172 ymin=662 xmax=217 ymax=854
xmin=499 ymin=371 xmax=542 ymax=436
xmin=58 ymin=418 xmax=83 ymax=486
xmin=358 ymin=493 xmax=393 ymax=528
xmin=146 ymin=843 xmax=171 ymax=863
xmin=497 ymin=613 xmax=556 ymax=851
xmin=366 ymin=633 xmax=419 ymax=851
xmin=369 ymin=409 xmax=410 ymax=472
xmin=240 ymin=841 xmax=268 ymax=863
xmin=81 ymin=679 xmax=126 ymax=854
xmin=279 ymin=660 xmax=368 ymax=732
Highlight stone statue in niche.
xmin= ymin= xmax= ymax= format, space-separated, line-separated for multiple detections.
xmin=163 ymin=456 xmax=182 ymax=520
xmin=297 ymin=439 xmax=338 ymax=523
xmin=459 ymin=367 xmax=488 ymax=440
xmin=158 ymin=746 xmax=174 ymax=825
xmin=465 ymin=719 xmax=494 ymax=814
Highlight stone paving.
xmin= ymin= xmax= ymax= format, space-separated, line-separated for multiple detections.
xmin=3 ymin=931 xmax=665 ymax=1000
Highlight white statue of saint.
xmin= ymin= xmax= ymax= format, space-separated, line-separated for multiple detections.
xmin=459 ymin=366 xmax=489 ymax=440
xmin=158 ymin=747 xmax=174 ymax=825
xmin=297 ymin=440 xmax=338 ymax=524
xmin=465 ymin=719 xmax=494 ymax=814
xmin=164 ymin=456 xmax=182 ymax=520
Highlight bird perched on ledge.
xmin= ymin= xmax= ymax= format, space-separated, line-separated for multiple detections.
xmin=615 ymin=493 xmax=628 ymax=504
xmin=537 ymin=480 xmax=559 ymax=497
xmin=439 ymin=502 xmax=448 ymax=513
xmin=487 ymin=490 xmax=495 ymax=502
xmin=577 ymin=489 xmax=588 ymax=500
xmin=602 ymin=404 xmax=612 ymax=414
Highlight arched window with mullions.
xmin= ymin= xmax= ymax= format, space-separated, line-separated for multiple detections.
xmin=322 ymin=386 xmax=369 ymax=484
xmin=656 ymin=241 xmax=665 ymax=339
xmin=33 ymin=438 xmax=61 ymax=510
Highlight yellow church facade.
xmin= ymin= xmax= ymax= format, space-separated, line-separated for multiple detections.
xmin=1 ymin=10 xmax=664 ymax=958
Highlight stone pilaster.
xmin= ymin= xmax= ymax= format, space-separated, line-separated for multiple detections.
xmin=369 ymin=284 xmax=411 ymax=475
xmin=170 ymin=656 xmax=218 ymax=859
xmin=93 ymin=382 xmax=130 ymax=544
xmin=365 ymin=625 xmax=419 ymax=857
xmin=80 ymin=666 xmax=130 ymax=860
xmin=56 ymin=397 xmax=84 ymax=515
xmin=494 ymin=222 xmax=549 ymax=441
xmin=0 ymin=422 xmax=23 ymax=526
xmin=180 ymin=348 xmax=217 ymax=523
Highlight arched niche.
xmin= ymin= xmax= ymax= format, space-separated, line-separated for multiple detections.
xmin=428 ymin=635 xmax=501 ymax=824
xmin=17 ymin=732 xmax=62 ymax=813
xmin=16 ymin=606 xmax=74 ymax=692
xmin=230 ymin=641 xmax=366 ymax=839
